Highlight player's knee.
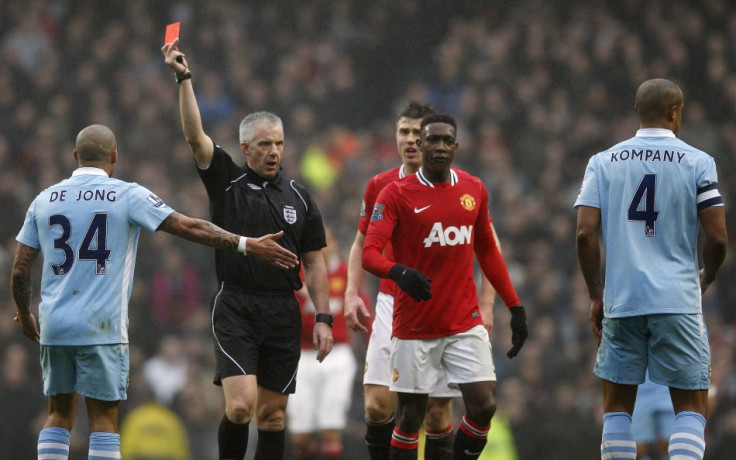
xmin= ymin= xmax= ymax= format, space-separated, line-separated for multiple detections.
xmin=365 ymin=395 xmax=394 ymax=423
xmin=256 ymin=406 xmax=286 ymax=430
xmin=466 ymin=397 xmax=496 ymax=424
xmin=424 ymin=403 xmax=452 ymax=430
xmin=226 ymin=401 xmax=255 ymax=424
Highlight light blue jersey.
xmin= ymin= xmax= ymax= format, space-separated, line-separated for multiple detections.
xmin=16 ymin=168 xmax=174 ymax=345
xmin=574 ymin=128 xmax=723 ymax=317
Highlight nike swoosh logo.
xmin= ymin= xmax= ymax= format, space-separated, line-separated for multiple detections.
xmin=414 ymin=205 xmax=431 ymax=213
xmin=465 ymin=450 xmax=483 ymax=455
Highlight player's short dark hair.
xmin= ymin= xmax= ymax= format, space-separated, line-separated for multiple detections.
xmin=399 ymin=101 xmax=436 ymax=120
xmin=420 ymin=113 xmax=457 ymax=132
xmin=635 ymin=79 xmax=683 ymax=124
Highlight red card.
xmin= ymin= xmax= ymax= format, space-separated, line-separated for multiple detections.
xmin=164 ymin=22 xmax=180 ymax=45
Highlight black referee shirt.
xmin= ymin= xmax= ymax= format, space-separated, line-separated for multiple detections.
xmin=197 ymin=144 xmax=326 ymax=294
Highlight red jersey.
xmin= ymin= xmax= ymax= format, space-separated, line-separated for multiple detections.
xmin=297 ymin=256 xmax=363 ymax=348
xmin=362 ymin=168 xmax=520 ymax=339
xmin=358 ymin=166 xmax=408 ymax=296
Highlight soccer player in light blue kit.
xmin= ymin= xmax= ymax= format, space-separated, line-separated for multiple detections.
xmin=633 ymin=371 xmax=674 ymax=460
xmin=574 ymin=79 xmax=727 ymax=460
xmin=11 ymin=124 xmax=298 ymax=460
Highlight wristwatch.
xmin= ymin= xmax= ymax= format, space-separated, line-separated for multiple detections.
xmin=175 ymin=71 xmax=192 ymax=83
xmin=315 ymin=313 xmax=334 ymax=328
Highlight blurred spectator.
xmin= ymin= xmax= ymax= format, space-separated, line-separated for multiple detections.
xmin=150 ymin=241 xmax=204 ymax=332
xmin=0 ymin=342 xmax=43 ymax=459
xmin=120 ymin=401 xmax=192 ymax=460
xmin=143 ymin=334 xmax=189 ymax=406
xmin=287 ymin=227 xmax=364 ymax=459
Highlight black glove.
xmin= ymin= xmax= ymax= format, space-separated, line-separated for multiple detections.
xmin=389 ymin=264 xmax=432 ymax=302
xmin=507 ymin=305 xmax=528 ymax=358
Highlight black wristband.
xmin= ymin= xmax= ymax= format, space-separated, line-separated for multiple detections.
xmin=315 ymin=313 xmax=334 ymax=328
xmin=175 ymin=71 xmax=192 ymax=83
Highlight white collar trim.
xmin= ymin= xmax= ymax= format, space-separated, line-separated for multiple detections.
xmin=635 ymin=128 xmax=676 ymax=138
xmin=72 ymin=167 xmax=109 ymax=177
xmin=417 ymin=168 xmax=458 ymax=187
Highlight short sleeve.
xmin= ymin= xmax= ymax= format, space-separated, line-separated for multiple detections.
xmin=574 ymin=155 xmax=600 ymax=209
xmin=16 ymin=199 xmax=40 ymax=249
xmin=127 ymin=184 xmax=176 ymax=232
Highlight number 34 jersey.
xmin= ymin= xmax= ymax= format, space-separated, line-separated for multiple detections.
xmin=16 ymin=168 xmax=174 ymax=345
xmin=574 ymin=128 xmax=723 ymax=318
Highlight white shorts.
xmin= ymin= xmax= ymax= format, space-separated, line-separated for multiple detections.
xmin=287 ymin=344 xmax=357 ymax=433
xmin=389 ymin=325 xmax=496 ymax=394
xmin=364 ymin=292 xmax=461 ymax=398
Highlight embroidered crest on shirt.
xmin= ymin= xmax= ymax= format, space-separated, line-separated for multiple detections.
xmin=284 ymin=205 xmax=297 ymax=224
xmin=460 ymin=194 xmax=476 ymax=211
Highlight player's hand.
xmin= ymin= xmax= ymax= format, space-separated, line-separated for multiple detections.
xmin=14 ymin=311 xmax=40 ymax=343
xmin=699 ymin=268 xmax=716 ymax=294
xmin=389 ymin=264 xmax=432 ymax=302
xmin=479 ymin=299 xmax=494 ymax=336
xmin=313 ymin=323 xmax=334 ymax=362
xmin=246 ymin=231 xmax=299 ymax=269
xmin=344 ymin=292 xmax=370 ymax=332
xmin=482 ymin=310 xmax=494 ymax=337
xmin=506 ymin=305 xmax=527 ymax=358
xmin=161 ymin=37 xmax=189 ymax=74
xmin=589 ymin=298 xmax=604 ymax=347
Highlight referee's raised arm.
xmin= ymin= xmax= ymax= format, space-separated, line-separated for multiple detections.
xmin=161 ymin=37 xmax=214 ymax=168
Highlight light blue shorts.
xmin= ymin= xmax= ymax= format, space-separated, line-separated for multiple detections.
xmin=40 ymin=344 xmax=129 ymax=401
xmin=594 ymin=313 xmax=710 ymax=390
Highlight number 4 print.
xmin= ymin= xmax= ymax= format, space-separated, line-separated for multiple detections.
xmin=49 ymin=213 xmax=111 ymax=275
xmin=628 ymin=174 xmax=659 ymax=237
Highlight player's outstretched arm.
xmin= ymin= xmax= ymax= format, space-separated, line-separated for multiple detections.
xmin=158 ymin=212 xmax=298 ymax=269
xmin=11 ymin=242 xmax=40 ymax=342
xmin=344 ymin=230 xmax=371 ymax=332
xmin=161 ymin=38 xmax=214 ymax=167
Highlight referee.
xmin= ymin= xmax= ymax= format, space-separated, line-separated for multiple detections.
xmin=163 ymin=40 xmax=334 ymax=460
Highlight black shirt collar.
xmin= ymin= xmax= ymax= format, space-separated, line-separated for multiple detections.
xmin=243 ymin=163 xmax=284 ymax=189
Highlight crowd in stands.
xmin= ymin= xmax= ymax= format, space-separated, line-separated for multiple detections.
xmin=1 ymin=0 xmax=736 ymax=458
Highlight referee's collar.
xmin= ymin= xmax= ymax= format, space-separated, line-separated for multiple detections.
xmin=243 ymin=164 xmax=284 ymax=189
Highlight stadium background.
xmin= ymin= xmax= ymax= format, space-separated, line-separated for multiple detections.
xmin=1 ymin=0 xmax=736 ymax=458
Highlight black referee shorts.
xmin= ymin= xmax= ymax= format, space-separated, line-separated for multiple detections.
xmin=210 ymin=284 xmax=301 ymax=394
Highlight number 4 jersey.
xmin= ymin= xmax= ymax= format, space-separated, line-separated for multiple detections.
xmin=16 ymin=168 xmax=174 ymax=345
xmin=574 ymin=128 xmax=723 ymax=318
